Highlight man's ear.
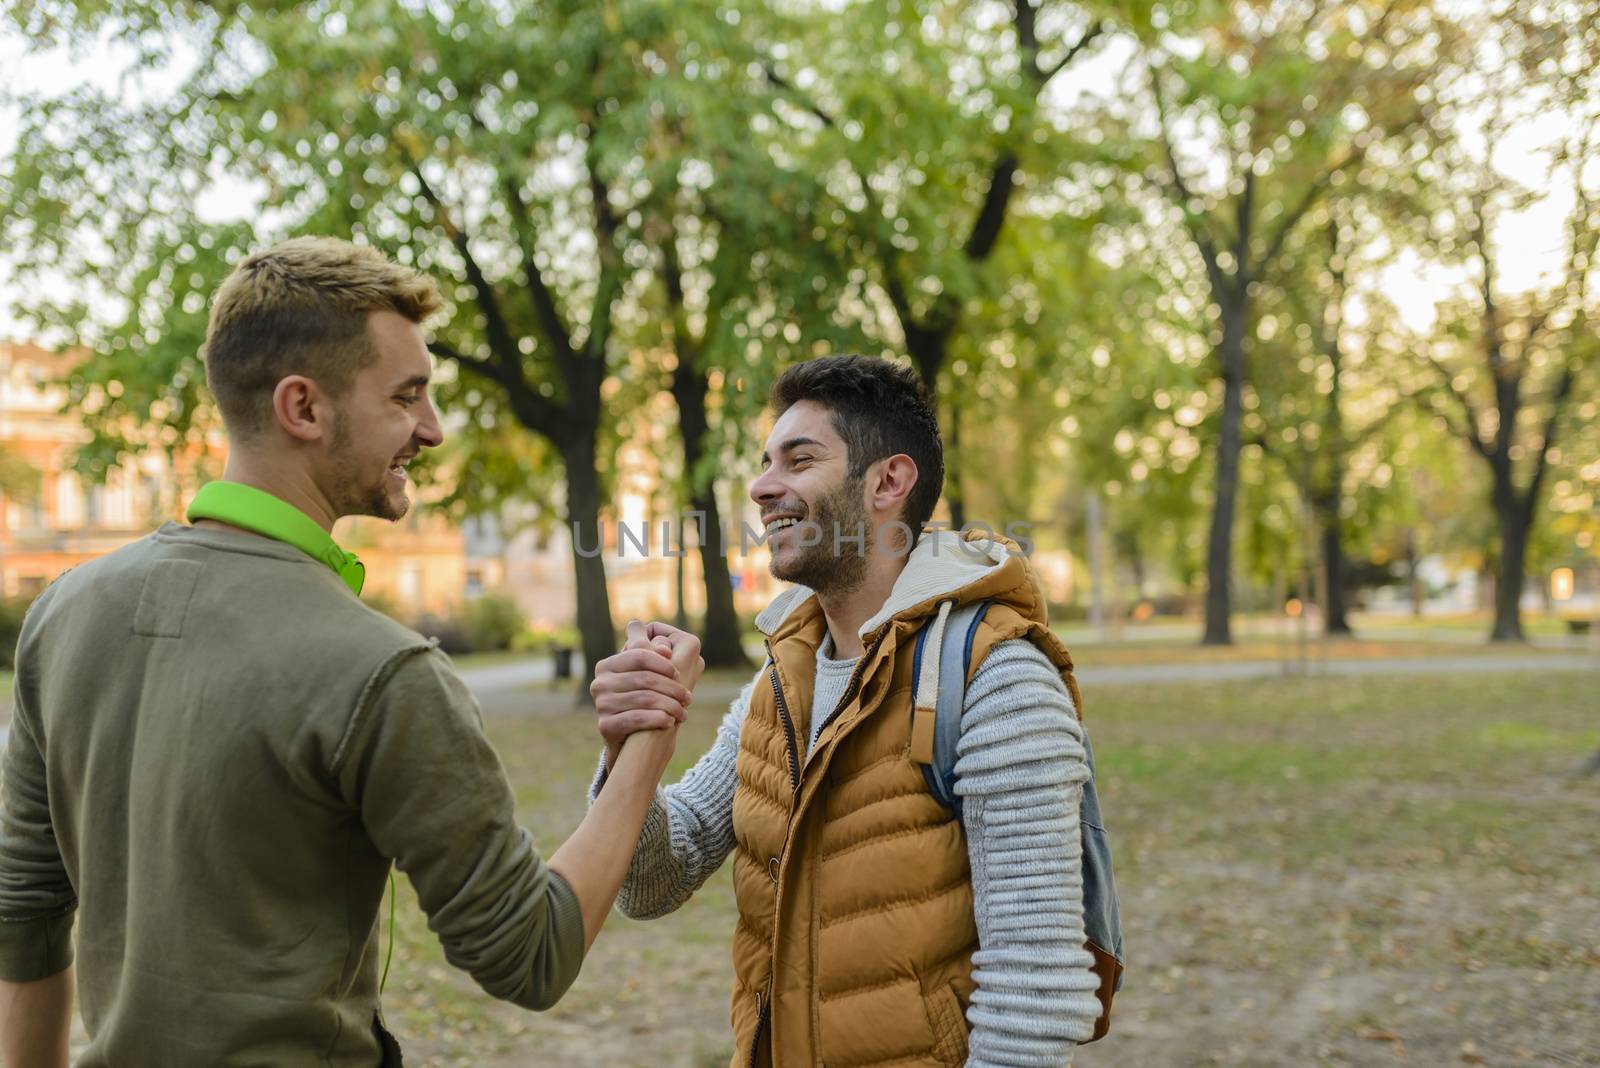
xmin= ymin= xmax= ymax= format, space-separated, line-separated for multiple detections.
xmin=271 ymin=375 xmax=334 ymax=443
xmin=868 ymin=454 xmax=919 ymax=518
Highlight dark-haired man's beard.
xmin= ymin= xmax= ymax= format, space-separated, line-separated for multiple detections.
xmin=328 ymin=413 xmax=410 ymax=522
xmin=769 ymin=475 xmax=872 ymax=596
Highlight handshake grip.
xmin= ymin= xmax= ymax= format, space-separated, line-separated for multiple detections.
xmin=592 ymin=621 xmax=705 ymax=772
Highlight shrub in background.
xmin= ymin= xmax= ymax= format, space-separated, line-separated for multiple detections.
xmin=464 ymin=594 xmax=524 ymax=653
xmin=0 ymin=596 xmax=32 ymax=671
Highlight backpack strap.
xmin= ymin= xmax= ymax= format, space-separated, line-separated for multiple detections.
xmin=910 ymin=599 xmax=991 ymax=821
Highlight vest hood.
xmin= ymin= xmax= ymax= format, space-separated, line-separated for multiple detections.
xmin=753 ymin=529 xmax=1049 ymax=644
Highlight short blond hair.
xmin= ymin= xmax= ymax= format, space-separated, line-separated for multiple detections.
xmin=202 ymin=236 xmax=443 ymax=437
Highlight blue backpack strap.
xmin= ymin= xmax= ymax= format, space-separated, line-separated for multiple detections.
xmin=912 ymin=600 xmax=991 ymax=821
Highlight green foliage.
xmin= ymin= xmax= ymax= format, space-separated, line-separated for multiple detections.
xmin=463 ymin=593 xmax=525 ymax=653
xmin=0 ymin=597 xmax=31 ymax=670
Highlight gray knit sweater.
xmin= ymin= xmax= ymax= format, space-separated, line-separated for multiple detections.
xmin=589 ymin=639 xmax=1100 ymax=1066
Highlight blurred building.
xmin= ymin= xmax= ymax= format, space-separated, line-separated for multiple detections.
xmin=2 ymin=340 xmax=813 ymax=632
xmin=0 ymin=340 xmax=466 ymax=617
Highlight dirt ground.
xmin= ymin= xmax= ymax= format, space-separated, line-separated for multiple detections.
xmin=364 ymin=666 xmax=1600 ymax=1068
xmin=50 ymin=662 xmax=1600 ymax=1066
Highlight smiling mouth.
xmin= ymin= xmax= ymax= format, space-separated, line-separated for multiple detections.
xmin=389 ymin=455 xmax=416 ymax=480
xmin=764 ymin=515 xmax=804 ymax=538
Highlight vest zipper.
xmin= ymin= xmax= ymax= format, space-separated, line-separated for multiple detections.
xmin=753 ymin=628 xmax=884 ymax=1067
xmin=765 ymin=642 xmax=801 ymax=791
xmin=808 ymin=629 xmax=888 ymax=757
xmin=748 ymin=986 xmax=771 ymax=1068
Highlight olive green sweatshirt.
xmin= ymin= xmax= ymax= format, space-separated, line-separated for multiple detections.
xmin=0 ymin=523 xmax=584 ymax=1066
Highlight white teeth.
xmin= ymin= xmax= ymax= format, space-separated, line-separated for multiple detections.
xmin=765 ymin=517 xmax=800 ymax=534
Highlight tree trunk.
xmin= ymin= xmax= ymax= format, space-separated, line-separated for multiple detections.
xmin=945 ymin=393 xmax=966 ymax=531
xmin=1202 ymin=298 xmax=1247 ymax=645
xmin=905 ymin=329 xmax=961 ymax=530
xmin=1407 ymin=532 xmax=1424 ymax=617
xmin=1491 ymin=490 xmax=1529 ymax=642
xmin=1321 ymin=518 xmax=1352 ymax=635
xmin=1087 ymin=491 xmax=1105 ymax=633
xmin=562 ymin=432 xmax=618 ymax=691
xmin=673 ymin=549 xmax=688 ymax=630
xmin=1319 ymin=315 xmax=1351 ymax=637
xmin=691 ymin=483 xmax=749 ymax=667
xmin=671 ymin=358 xmax=750 ymax=668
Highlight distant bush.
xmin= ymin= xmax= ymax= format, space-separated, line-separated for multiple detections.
xmin=0 ymin=597 xmax=31 ymax=670
xmin=361 ymin=592 xmax=406 ymax=623
xmin=464 ymin=594 xmax=525 ymax=653
xmin=513 ymin=622 xmax=579 ymax=653
xmin=411 ymin=612 xmax=473 ymax=655
xmin=1049 ymin=601 xmax=1088 ymax=623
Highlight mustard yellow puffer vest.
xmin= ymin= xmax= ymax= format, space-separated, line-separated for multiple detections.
xmin=727 ymin=535 xmax=1082 ymax=1068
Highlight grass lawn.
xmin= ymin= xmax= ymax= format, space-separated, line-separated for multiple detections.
xmin=368 ymin=668 xmax=1600 ymax=1067
xmin=1055 ymin=634 xmax=1571 ymax=667
xmin=446 ymin=648 xmax=546 ymax=672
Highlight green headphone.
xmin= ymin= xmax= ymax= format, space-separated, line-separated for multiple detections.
xmin=187 ymin=481 xmax=365 ymax=595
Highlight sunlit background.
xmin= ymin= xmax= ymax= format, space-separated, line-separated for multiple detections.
xmin=0 ymin=1 xmax=1596 ymax=1064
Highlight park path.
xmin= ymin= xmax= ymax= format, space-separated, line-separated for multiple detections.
xmin=458 ymin=650 xmax=1600 ymax=716
xmin=2 ymin=650 xmax=1593 ymax=747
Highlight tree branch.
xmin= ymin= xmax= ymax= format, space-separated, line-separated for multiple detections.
xmin=412 ymin=167 xmax=522 ymax=371
xmin=579 ymin=139 xmax=623 ymax=398
xmin=1234 ymin=168 xmax=1255 ymax=280
xmin=429 ymin=340 xmax=566 ymax=443
xmin=1040 ymin=21 xmax=1109 ymax=85
xmin=1148 ymin=61 xmax=1225 ymax=290
xmin=1014 ymin=1 xmax=1106 ymax=88
xmin=657 ymin=205 xmax=700 ymax=369
xmin=1523 ymin=360 xmax=1579 ymax=517
xmin=1246 ymin=432 xmax=1311 ymax=492
xmin=1420 ymin=355 xmax=1490 ymax=460
xmin=963 ymin=155 xmax=1020 ymax=262
xmin=761 ymin=64 xmax=837 ymax=129
xmin=1254 ymin=141 xmax=1369 ymax=274
xmin=501 ymin=177 xmax=579 ymax=379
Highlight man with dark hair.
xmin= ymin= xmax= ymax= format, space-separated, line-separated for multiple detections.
xmin=588 ymin=354 xmax=1101 ymax=1066
xmin=0 ymin=237 xmax=698 ymax=1067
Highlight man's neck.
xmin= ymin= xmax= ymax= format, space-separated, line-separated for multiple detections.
xmin=817 ymin=556 xmax=907 ymax=659
xmin=190 ymin=458 xmax=340 ymax=536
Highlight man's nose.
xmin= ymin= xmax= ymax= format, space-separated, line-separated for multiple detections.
xmin=750 ymin=467 xmax=782 ymax=506
xmin=417 ymin=398 xmax=445 ymax=448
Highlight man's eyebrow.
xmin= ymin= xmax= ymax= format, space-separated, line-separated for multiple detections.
xmin=761 ymin=436 xmax=825 ymax=466
xmin=393 ymin=374 xmax=431 ymax=392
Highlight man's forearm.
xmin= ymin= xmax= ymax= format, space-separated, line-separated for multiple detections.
xmin=0 ymin=965 xmax=73 ymax=1068
xmin=549 ymin=728 xmax=677 ymax=954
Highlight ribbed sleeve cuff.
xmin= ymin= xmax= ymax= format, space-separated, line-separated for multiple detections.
xmin=587 ymin=749 xmax=610 ymax=804
xmin=542 ymin=870 xmax=586 ymax=994
xmin=0 ymin=908 xmax=75 ymax=982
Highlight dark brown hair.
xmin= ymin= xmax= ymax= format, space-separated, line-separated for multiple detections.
xmin=769 ymin=354 xmax=944 ymax=533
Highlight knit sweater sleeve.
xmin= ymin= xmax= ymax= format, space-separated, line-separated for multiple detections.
xmin=955 ymin=639 xmax=1101 ymax=1067
xmin=585 ymin=673 xmax=756 ymax=919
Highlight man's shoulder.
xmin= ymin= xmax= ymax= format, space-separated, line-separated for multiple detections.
xmin=964 ymin=638 xmax=1073 ymax=707
xmin=19 ymin=529 xmax=169 ymax=624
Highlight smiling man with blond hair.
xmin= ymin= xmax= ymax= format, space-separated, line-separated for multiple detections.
xmin=0 ymin=236 xmax=696 ymax=1067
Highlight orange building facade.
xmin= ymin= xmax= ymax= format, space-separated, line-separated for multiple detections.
xmin=0 ymin=341 xmax=467 ymax=617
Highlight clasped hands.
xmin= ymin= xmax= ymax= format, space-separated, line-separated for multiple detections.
xmin=590 ymin=620 xmax=705 ymax=770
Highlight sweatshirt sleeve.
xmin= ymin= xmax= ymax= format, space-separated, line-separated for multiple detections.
xmin=585 ymin=673 xmax=758 ymax=919
xmin=332 ymin=647 xmax=584 ymax=1011
xmin=955 ymin=639 xmax=1102 ymax=1067
xmin=0 ymin=669 xmax=77 ymax=982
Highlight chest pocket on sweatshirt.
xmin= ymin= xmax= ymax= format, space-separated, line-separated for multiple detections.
xmin=133 ymin=559 xmax=204 ymax=638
